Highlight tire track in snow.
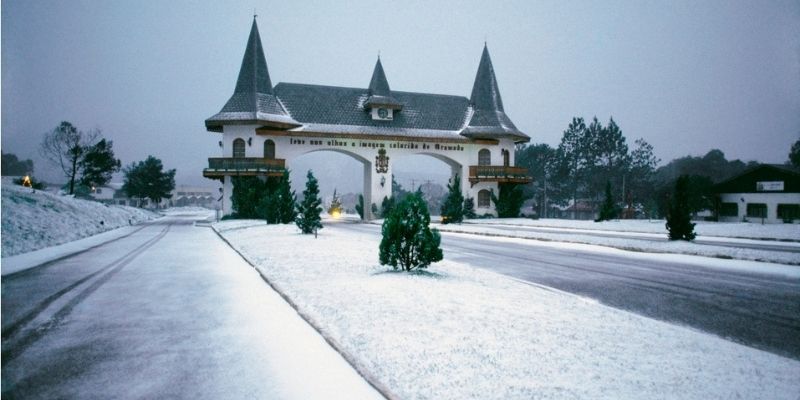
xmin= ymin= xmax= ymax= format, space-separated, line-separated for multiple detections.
xmin=1 ymin=223 xmax=171 ymax=367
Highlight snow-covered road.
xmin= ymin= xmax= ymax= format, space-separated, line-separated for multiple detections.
xmin=336 ymin=222 xmax=800 ymax=360
xmin=1 ymin=215 xmax=382 ymax=399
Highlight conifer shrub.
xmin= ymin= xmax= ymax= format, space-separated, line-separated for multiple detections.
xmin=665 ymin=175 xmax=696 ymax=241
xmin=295 ymin=171 xmax=323 ymax=234
xmin=440 ymin=174 xmax=464 ymax=224
xmin=379 ymin=191 xmax=443 ymax=271
xmin=595 ymin=181 xmax=618 ymax=222
xmin=463 ymin=196 xmax=477 ymax=219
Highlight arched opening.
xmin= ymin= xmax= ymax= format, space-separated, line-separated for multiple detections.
xmin=502 ymin=149 xmax=510 ymax=166
xmin=478 ymin=189 xmax=491 ymax=208
xmin=289 ymin=149 xmax=369 ymax=219
xmin=478 ymin=149 xmax=491 ymax=166
xmin=393 ymin=153 xmax=462 ymax=215
xmin=233 ymin=138 xmax=246 ymax=158
xmin=263 ymin=139 xmax=276 ymax=159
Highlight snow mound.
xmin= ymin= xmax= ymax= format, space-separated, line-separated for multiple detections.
xmin=1 ymin=181 xmax=157 ymax=256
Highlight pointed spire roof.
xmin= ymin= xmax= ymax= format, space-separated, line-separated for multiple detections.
xmin=368 ymin=57 xmax=391 ymax=96
xmin=364 ymin=57 xmax=403 ymax=110
xmin=461 ymin=44 xmax=529 ymax=142
xmin=206 ymin=18 xmax=299 ymax=132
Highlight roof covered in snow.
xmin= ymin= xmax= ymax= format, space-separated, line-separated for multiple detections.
xmin=205 ymin=18 xmax=299 ymax=132
xmin=206 ymin=21 xmax=529 ymax=143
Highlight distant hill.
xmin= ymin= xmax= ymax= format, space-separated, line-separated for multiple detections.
xmin=1 ymin=179 xmax=158 ymax=257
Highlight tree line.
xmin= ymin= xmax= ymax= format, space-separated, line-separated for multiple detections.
xmin=517 ymin=117 xmax=800 ymax=219
xmin=3 ymin=121 xmax=177 ymax=206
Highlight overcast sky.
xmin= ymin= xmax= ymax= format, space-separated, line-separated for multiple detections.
xmin=3 ymin=0 xmax=799 ymax=192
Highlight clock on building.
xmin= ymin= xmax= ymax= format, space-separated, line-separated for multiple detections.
xmin=378 ymin=108 xmax=388 ymax=119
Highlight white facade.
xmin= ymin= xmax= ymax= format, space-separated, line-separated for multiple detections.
xmin=718 ymin=192 xmax=800 ymax=224
xmin=217 ymin=124 xmax=517 ymax=218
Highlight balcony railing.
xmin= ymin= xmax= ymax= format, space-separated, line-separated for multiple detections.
xmin=468 ymin=165 xmax=533 ymax=186
xmin=203 ymin=157 xmax=286 ymax=179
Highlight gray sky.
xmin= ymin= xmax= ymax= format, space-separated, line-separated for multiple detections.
xmin=3 ymin=0 xmax=799 ymax=192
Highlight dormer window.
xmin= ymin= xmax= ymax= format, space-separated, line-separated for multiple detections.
xmin=372 ymin=107 xmax=393 ymax=121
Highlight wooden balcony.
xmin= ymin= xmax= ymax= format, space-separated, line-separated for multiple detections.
xmin=468 ymin=165 xmax=533 ymax=186
xmin=203 ymin=157 xmax=286 ymax=180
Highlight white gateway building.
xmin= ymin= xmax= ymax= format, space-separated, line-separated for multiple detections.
xmin=203 ymin=18 xmax=532 ymax=219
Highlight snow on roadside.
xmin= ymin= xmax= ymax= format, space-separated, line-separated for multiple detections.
xmin=464 ymin=218 xmax=800 ymax=241
xmin=432 ymin=223 xmax=800 ymax=266
xmin=215 ymin=222 xmax=800 ymax=400
xmin=1 ymin=181 xmax=157 ymax=257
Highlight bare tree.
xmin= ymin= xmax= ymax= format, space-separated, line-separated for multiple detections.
xmin=40 ymin=121 xmax=98 ymax=194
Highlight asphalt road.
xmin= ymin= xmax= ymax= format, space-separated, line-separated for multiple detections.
xmin=335 ymin=222 xmax=800 ymax=360
xmin=460 ymin=222 xmax=800 ymax=253
xmin=1 ymin=216 xmax=381 ymax=399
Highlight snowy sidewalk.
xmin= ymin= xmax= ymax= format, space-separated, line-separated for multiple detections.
xmin=216 ymin=221 xmax=800 ymax=400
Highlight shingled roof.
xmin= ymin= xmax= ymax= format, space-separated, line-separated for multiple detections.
xmin=205 ymin=18 xmax=299 ymax=132
xmin=364 ymin=57 xmax=403 ymax=110
xmin=207 ymin=23 xmax=529 ymax=143
xmin=461 ymin=45 xmax=528 ymax=142
xmin=275 ymin=83 xmax=469 ymax=138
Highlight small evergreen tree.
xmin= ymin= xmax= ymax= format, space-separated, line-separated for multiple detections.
xmin=230 ymin=176 xmax=266 ymax=218
xmin=491 ymin=183 xmax=527 ymax=218
xmin=296 ymin=170 xmax=323 ymax=234
xmin=379 ymin=191 xmax=443 ymax=271
xmin=274 ymin=170 xmax=297 ymax=224
xmin=440 ymin=174 xmax=464 ymax=224
xmin=328 ymin=189 xmax=343 ymax=216
xmin=595 ymin=181 xmax=618 ymax=222
xmin=665 ymin=175 xmax=696 ymax=241
xmin=463 ymin=196 xmax=477 ymax=219
xmin=356 ymin=194 xmax=365 ymax=219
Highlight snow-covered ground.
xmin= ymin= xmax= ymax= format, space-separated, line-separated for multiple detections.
xmin=464 ymin=218 xmax=800 ymax=241
xmin=215 ymin=221 xmax=800 ymax=400
xmin=1 ymin=180 xmax=158 ymax=257
xmin=431 ymin=223 xmax=800 ymax=265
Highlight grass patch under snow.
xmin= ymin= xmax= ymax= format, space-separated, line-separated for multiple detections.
xmin=1 ymin=181 xmax=157 ymax=256
xmin=215 ymin=221 xmax=800 ymax=400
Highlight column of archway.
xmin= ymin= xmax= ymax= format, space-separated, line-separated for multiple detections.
xmin=365 ymin=161 xmax=392 ymax=220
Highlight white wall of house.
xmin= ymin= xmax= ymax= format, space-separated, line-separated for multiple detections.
xmin=719 ymin=192 xmax=800 ymax=223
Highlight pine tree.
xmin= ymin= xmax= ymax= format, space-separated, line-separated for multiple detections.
xmin=440 ymin=174 xmax=464 ymax=224
xmin=665 ymin=175 xmax=696 ymax=241
xmin=274 ymin=170 xmax=297 ymax=224
xmin=79 ymin=139 xmax=121 ymax=189
xmin=463 ymin=196 xmax=477 ymax=219
xmin=121 ymin=156 xmax=176 ymax=208
xmin=491 ymin=183 xmax=527 ymax=218
xmin=595 ymin=181 xmax=618 ymax=222
xmin=355 ymin=194 xmax=365 ymax=219
xmin=379 ymin=191 xmax=443 ymax=271
xmin=296 ymin=170 xmax=323 ymax=234
xmin=328 ymin=189 xmax=343 ymax=217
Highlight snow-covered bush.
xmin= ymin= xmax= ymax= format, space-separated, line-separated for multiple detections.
xmin=379 ymin=191 xmax=442 ymax=271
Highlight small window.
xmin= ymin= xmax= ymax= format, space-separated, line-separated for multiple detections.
xmin=478 ymin=189 xmax=491 ymax=207
xmin=719 ymin=202 xmax=738 ymax=217
xmin=502 ymin=149 xmax=510 ymax=166
xmin=746 ymin=203 xmax=767 ymax=218
xmin=233 ymin=138 xmax=246 ymax=158
xmin=95 ymin=188 xmax=102 ymax=194
xmin=264 ymin=139 xmax=276 ymax=159
xmin=478 ymin=149 xmax=491 ymax=166
xmin=777 ymin=204 xmax=799 ymax=221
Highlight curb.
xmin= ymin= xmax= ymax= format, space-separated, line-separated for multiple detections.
xmin=211 ymin=225 xmax=400 ymax=400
